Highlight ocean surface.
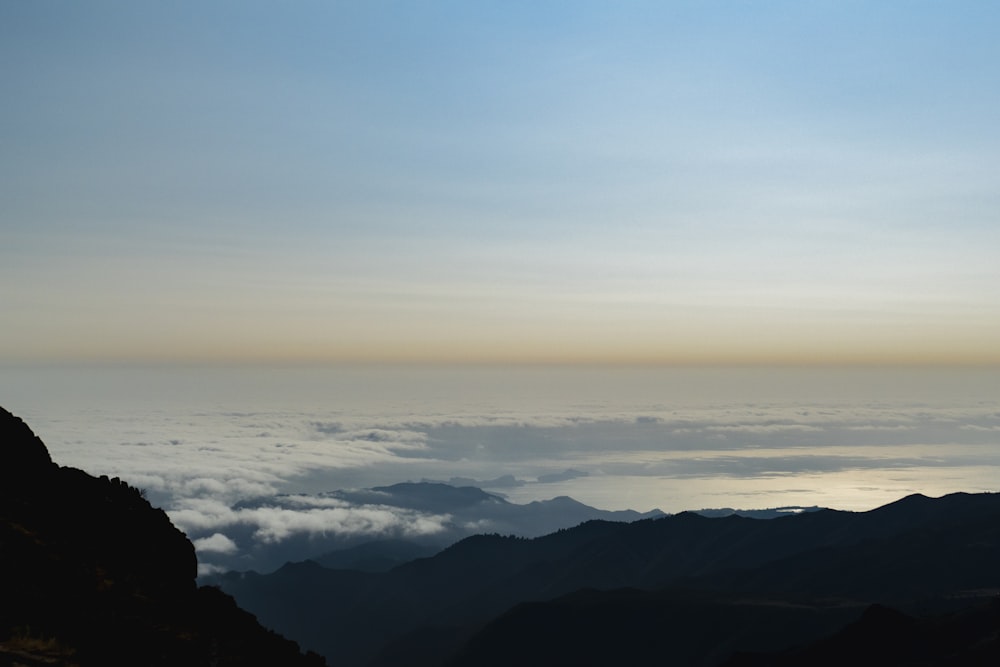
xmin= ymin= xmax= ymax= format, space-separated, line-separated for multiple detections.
xmin=3 ymin=364 xmax=998 ymax=517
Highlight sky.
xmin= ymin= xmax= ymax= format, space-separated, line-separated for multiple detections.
xmin=2 ymin=1 xmax=999 ymax=365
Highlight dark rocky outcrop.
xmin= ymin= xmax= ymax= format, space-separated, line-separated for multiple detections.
xmin=0 ymin=407 xmax=325 ymax=667
xmin=0 ymin=407 xmax=53 ymax=479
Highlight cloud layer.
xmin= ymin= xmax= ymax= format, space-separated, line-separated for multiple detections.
xmin=4 ymin=365 xmax=999 ymax=573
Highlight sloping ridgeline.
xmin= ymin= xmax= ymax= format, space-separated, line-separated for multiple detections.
xmin=215 ymin=487 xmax=1000 ymax=666
xmin=0 ymin=407 xmax=325 ymax=667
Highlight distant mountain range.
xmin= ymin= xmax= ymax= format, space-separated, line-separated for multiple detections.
xmin=207 ymin=482 xmax=666 ymax=573
xmin=305 ymin=486 xmax=819 ymax=573
xmin=0 ymin=407 xmax=324 ymax=666
xmin=206 ymin=480 xmax=822 ymax=574
xmin=211 ymin=491 xmax=1000 ymax=667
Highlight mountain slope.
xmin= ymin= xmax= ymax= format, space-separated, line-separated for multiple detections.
xmin=447 ymin=494 xmax=1000 ymax=667
xmin=447 ymin=588 xmax=859 ymax=667
xmin=214 ymin=490 xmax=1000 ymax=666
xmin=722 ymin=599 xmax=1000 ymax=667
xmin=0 ymin=407 xmax=325 ymax=667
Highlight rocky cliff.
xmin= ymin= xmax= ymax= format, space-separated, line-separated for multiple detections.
xmin=0 ymin=407 xmax=325 ymax=667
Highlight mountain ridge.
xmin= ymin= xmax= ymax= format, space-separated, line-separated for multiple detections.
xmin=213 ymin=488 xmax=1000 ymax=666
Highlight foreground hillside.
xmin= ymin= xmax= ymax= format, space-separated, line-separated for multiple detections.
xmin=215 ymin=489 xmax=1000 ymax=666
xmin=0 ymin=407 xmax=324 ymax=667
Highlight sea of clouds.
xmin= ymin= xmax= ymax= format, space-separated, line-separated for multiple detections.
xmin=3 ymin=365 xmax=999 ymax=573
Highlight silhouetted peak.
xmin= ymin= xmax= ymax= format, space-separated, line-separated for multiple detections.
xmin=866 ymin=491 xmax=1000 ymax=526
xmin=0 ymin=406 xmax=54 ymax=485
xmin=884 ymin=492 xmax=932 ymax=506
xmin=368 ymin=482 xmax=508 ymax=511
xmin=858 ymin=603 xmax=914 ymax=626
xmin=277 ymin=559 xmax=327 ymax=574
xmin=529 ymin=495 xmax=585 ymax=508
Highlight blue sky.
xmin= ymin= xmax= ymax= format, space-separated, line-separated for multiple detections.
xmin=3 ymin=1 xmax=999 ymax=364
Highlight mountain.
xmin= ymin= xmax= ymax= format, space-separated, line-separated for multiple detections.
xmin=222 ymin=483 xmax=809 ymax=575
xmin=447 ymin=587 xmax=859 ymax=667
xmin=722 ymin=599 xmax=1000 ymax=667
xmin=313 ymin=538 xmax=441 ymax=572
xmin=212 ymin=490 xmax=1000 ymax=667
xmin=203 ymin=482 xmax=664 ymax=573
xmin=332 ymin=482 xmax=507 ymax=513
xmin=692 ymin=506 xmax=822 ymax=519
xmin=447 ymin=493 xmax=1000 ymax=667
xmin=0 ymin=407 xmax=325 ymax=667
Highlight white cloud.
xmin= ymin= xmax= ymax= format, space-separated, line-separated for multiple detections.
xmin=168 ymin=497 xmax=238 ymax=532
xmin=703 ymin=423 xmax=824 ymax=435
xmin=243 ymin=506 xmax=450 ymax=543
xmin=170 ymin=494 xmax=451 ymax=545
xmin=197 ymin=562 xmax=230 ymax=577
xmin=193 ymin=532 xmax=239 ymax=554
xmin=271 ymin=494 xmax=352 ymax=508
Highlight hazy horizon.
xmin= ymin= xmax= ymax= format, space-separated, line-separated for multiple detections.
xmin=5 ymin=363 xmax=999 ymax=511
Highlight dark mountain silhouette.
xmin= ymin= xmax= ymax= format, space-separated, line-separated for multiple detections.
xmin=447 ymin=587 xmax=859 ymax=667
xmin=447 ymin=494 xmax=1000 ymax=667
xmin=212 ymin=489 xmax=1000 ymax=667
xmin=313 ymin=538 xmax=441 ymax=572
xmin=722 ymin=599 xmax=1000 ymax=667
xmin=692 ymin=505 xmax=822 ymax=519
xmin=682 ymin=496 xmax=1000 ymax=602
xmin=0 ymin=407 xmax=325 ymax=667
xmin=336 ymin=482 xmax=506 ymax=513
